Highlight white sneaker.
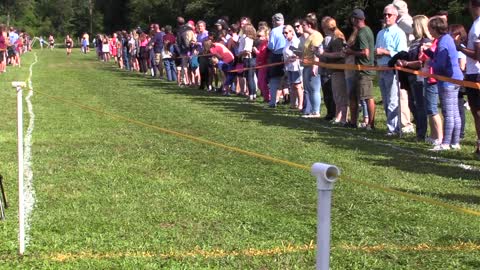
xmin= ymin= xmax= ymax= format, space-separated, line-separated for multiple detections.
xmin=386 ymin=131 xmax=398 ymax=136
xmin=426 ymin=137 xmax=441 ymax=146
xmin=402 ymin=126 xmax=415 ymax=134
xmin=430 ymin=144 xmax=451 ymax=151
xmin=450 ymin=144 xmax=461 ymax=150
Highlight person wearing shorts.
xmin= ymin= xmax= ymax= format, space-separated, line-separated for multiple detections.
xmin=48 ymin=35 xmax=55 ymax=50
xmin=458 ymin=0 xmax=480 ymax=156
xmin=345 ymin=8 xmax=376 ymax=129
xmin=65 ymin=35 xmax=73 ymax=56
xmin=283 ymin=25 xmax=303 ymax=109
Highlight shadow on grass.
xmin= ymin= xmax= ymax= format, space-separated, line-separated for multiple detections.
xmin=102 ymin=66 xmax=480 ymax=182
xmin=393 ymin=188 xmax=480 ymax=206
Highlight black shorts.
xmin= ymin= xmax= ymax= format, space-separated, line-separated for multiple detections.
xmin=7 ymin=46 xmax=15 ymax=57
xmin=0 ymin=51 xmax=4 ymax=62
xmin=465 ymin=74 xmax=480 ymax=111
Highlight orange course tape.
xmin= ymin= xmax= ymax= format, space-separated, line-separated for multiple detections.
xmin=227 ymin=59 xmax=480 ymax=90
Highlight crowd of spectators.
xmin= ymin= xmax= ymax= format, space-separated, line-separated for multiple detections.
xmin=0 ymin=26 xmax=32 ymax=72
xmin=6 ymin=0 xmax=480 ymax=158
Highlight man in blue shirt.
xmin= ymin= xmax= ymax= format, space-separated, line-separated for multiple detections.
xmin=267 ymin=13 xmax=286 ymax=108
xmin=375 ymin=4 xmax=408 ymax=135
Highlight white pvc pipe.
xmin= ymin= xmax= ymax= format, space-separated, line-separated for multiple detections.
xmin=13 ymin=82 xmax=26 ymax=255
xmin=311 ymin=163 xmax=340 ymax=270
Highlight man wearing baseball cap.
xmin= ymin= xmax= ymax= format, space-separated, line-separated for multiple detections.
xmin=345 ymin=8 xmax=376 ymax=129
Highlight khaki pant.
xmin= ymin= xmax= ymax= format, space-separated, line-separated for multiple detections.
xmin=400 ymin=88 xmax=413 ymax=128
xmin=331 ymin=71 xmax=348 ymax=107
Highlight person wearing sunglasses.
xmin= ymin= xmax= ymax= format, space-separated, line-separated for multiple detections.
xmin=375 ymin=4 xmax=408 ymax=136
xmin=282 ymin=25 xmax=303 ymax=111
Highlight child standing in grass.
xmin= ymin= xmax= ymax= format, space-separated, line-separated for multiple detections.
xmin=189 ymin=46 xmax=200 ymax=87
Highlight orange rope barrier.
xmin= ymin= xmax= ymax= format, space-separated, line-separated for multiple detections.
xmin=226 ymin=58 xmax=480 ymax=90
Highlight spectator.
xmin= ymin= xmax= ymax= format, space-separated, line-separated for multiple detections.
xmin=239 ymin=23 xmax=257 ymax=101
xmin=0 ymin=24 xmax=7 ymax=73
xmin=162 ymin=40 xmax=177 ymax=82
xmin=163 ymin=25 xmax=176 ymax=45
xmin=425 ymin=16 xmax=463 ymax=151
xmin=210 ymin=36 xmax=235 ymax=95
xmin=456 ymin=0 xmax=480 ymax=156
xmin=102 ymin=36 xmax=110 ymax=62
xmin=393 ymin=0 xmax=414 ymax=44
xmin=189 ymin=46 xmax=200 ymax=86
xmin=267 ymin=13 xmax=287 ymax=108
xmin=152 ymin=24 xmax=165 ymax=79
xmin=138 ymin=32 xmax=149 ymax=74
xmin=196 ymin=21 xmax=210 ymax=90
xmin=282 ymin=24 xmax=303 ymax=110
xmin=121 ymin=31 xmax=130 ymax=70
xmin=293 ymin=19 xmax=307 ymax=52
xmin=319 ymin=16 xmax=336 ymax=121
xmin=176 ymin=17 xmax=195 ymax=86
xmin=393 ymin=0 xmax=415 ymax=134
xmin=375 ymin=4 xmax=408 ymax=135
xmin=253 ymin=29 xmax=269 ymax=102
xmin=395 ymin=15 xmax=432 ymax=141
xmin=457 ymin=0 xmax=480 ymax=157
xmin=8 ymin=27 xmax=19 ymax=66
xmin=110 ymin=33 xmax=118 ymax=64
xmin=301 ymin=14 xmax=323 ymax=118
xmin=346 ymin=8 xmax=376 ymax=129
xmin=322 ymin=17 xmax=348 ymax=124
xmin=449 ymin=24 xmax=468 ymax=140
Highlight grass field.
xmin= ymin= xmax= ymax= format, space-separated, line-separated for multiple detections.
xmin=0 ymin=50 xmax=479 ymax=269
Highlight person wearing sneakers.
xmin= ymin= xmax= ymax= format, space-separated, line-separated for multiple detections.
xmin=425 ymin=16 xmax=463 ymax=151
xmin=301 ymin=15 xmax=323 ymax=118
xmin=345 ymin=8 xmax=376 ymax=129
xmin=282 ymin=25 xmax=303 ymax=110
xmin=457 ymin=0 xmax=480 ymax=157
xmin=375 ymin=4 xmax=408 ymax=136
xmin=267 ymin=13 xmax=287 ymax=108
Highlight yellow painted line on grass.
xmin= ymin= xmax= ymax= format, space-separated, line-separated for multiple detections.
xmin=47 ymin=242 xmax=316 ymax=262
xmin=34 ymin=91 xmax=480 ymax=218
xmin=37 ymin=242 xmax=480 ymax=262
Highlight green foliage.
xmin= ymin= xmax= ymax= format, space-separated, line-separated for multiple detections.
xmin=0 ymin=0 xmax=474 ymax=39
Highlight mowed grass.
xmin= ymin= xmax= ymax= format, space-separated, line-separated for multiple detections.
xmin=0 ymin=50 xmax=479 ymax=269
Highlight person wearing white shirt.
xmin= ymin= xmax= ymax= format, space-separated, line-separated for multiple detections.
xmin=282 ymin=25 xmax=303 ymax=110
xmin=457 ymin=0 xmax=480 ymax=157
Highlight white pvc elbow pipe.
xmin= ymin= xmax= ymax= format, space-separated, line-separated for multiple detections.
xmin=311 ymin=163 xmax=340 ymax=270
